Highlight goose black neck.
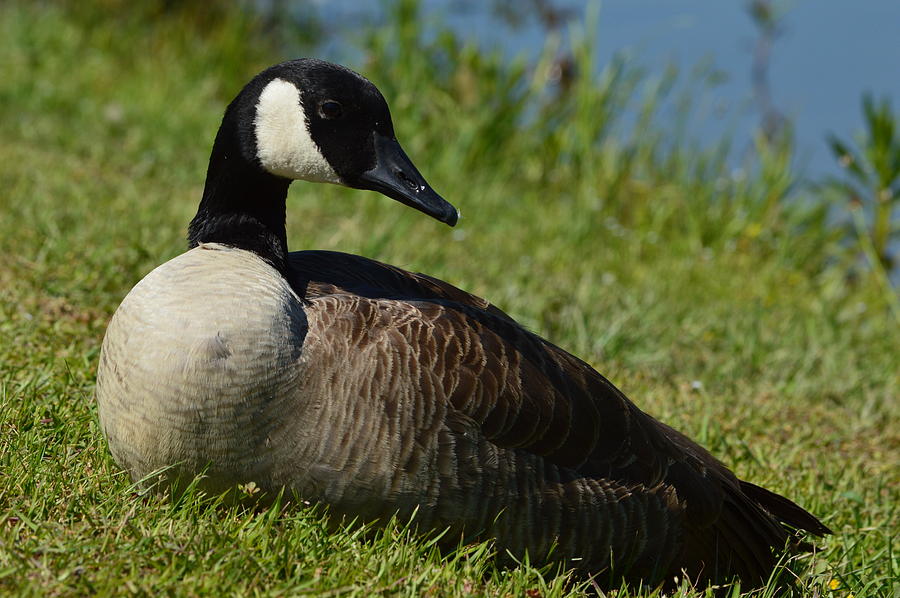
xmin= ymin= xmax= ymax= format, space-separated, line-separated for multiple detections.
xmin=188 ymin=117 xmax=292 ymax=274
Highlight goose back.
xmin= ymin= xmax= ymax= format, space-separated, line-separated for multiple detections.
xmin=289 ymin=250 xmax=829 ymax=586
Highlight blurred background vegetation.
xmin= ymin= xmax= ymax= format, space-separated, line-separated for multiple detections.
xmin=0 ymin=0 xmax=897 ymax=596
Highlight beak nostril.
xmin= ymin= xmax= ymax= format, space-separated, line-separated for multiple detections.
xmin=394 ymin=169 xmax=419 ymax=192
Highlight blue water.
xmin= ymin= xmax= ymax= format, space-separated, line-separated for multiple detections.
xmin=307 ymin=0 xmax=898 ymax=181
xmin=589 ymin=1 xmax=899 ymax=179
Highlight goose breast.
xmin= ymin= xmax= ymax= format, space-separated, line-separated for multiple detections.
xmin=96 ymin=244 xmax=309 ymax=492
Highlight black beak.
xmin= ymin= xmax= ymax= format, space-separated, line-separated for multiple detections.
xmin=355 ymin=133 xmax=459 ymax=226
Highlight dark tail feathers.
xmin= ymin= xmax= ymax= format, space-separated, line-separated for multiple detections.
xmin=739 ymin=480 xmax=832 ymax=536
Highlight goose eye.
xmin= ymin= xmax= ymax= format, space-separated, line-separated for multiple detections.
xmin=319 ymin=100 xmax=343 ymax=119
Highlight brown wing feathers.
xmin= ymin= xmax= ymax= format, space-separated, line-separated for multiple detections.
xmin=291 ymin=250 xmax=829 ymax=588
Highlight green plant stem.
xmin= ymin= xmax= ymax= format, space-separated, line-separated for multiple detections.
xmin=851 ymin=205 xmax=900 ymax=324
xmin=872 ymin=194 xmax=893 ymax=267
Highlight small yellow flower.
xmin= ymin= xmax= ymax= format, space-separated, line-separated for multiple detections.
xmin=745 ymin=222 xmax=763 ymax=239
xmin=238 ymin=481 xmax=260 ymax=496
xmin=828 ymin=579 xmax=841 ymax=590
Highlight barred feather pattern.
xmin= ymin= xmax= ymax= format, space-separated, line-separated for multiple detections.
xmin=96 ymin=244 xmax=829 ymax=590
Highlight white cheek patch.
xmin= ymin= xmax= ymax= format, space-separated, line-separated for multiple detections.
xmin=254 ymin=78 xmax=343 ymax=184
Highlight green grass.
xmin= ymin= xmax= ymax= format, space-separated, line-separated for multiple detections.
xmin=1 ymin=1 xmax=897 ymax=596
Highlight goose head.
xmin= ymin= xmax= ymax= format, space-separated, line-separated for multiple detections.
xmin=189 ymin=59 xmax=458 ymax=269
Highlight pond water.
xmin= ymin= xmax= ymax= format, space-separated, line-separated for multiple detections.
xmin=306 ymin=0 xmax=898 ymax=181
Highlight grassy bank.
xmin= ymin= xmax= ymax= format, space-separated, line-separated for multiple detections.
xmin=0 ymin=1 xmax=897 ymax=596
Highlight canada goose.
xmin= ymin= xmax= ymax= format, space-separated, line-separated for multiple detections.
xmin=96 ymin=58 xmax=830 ymax=590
